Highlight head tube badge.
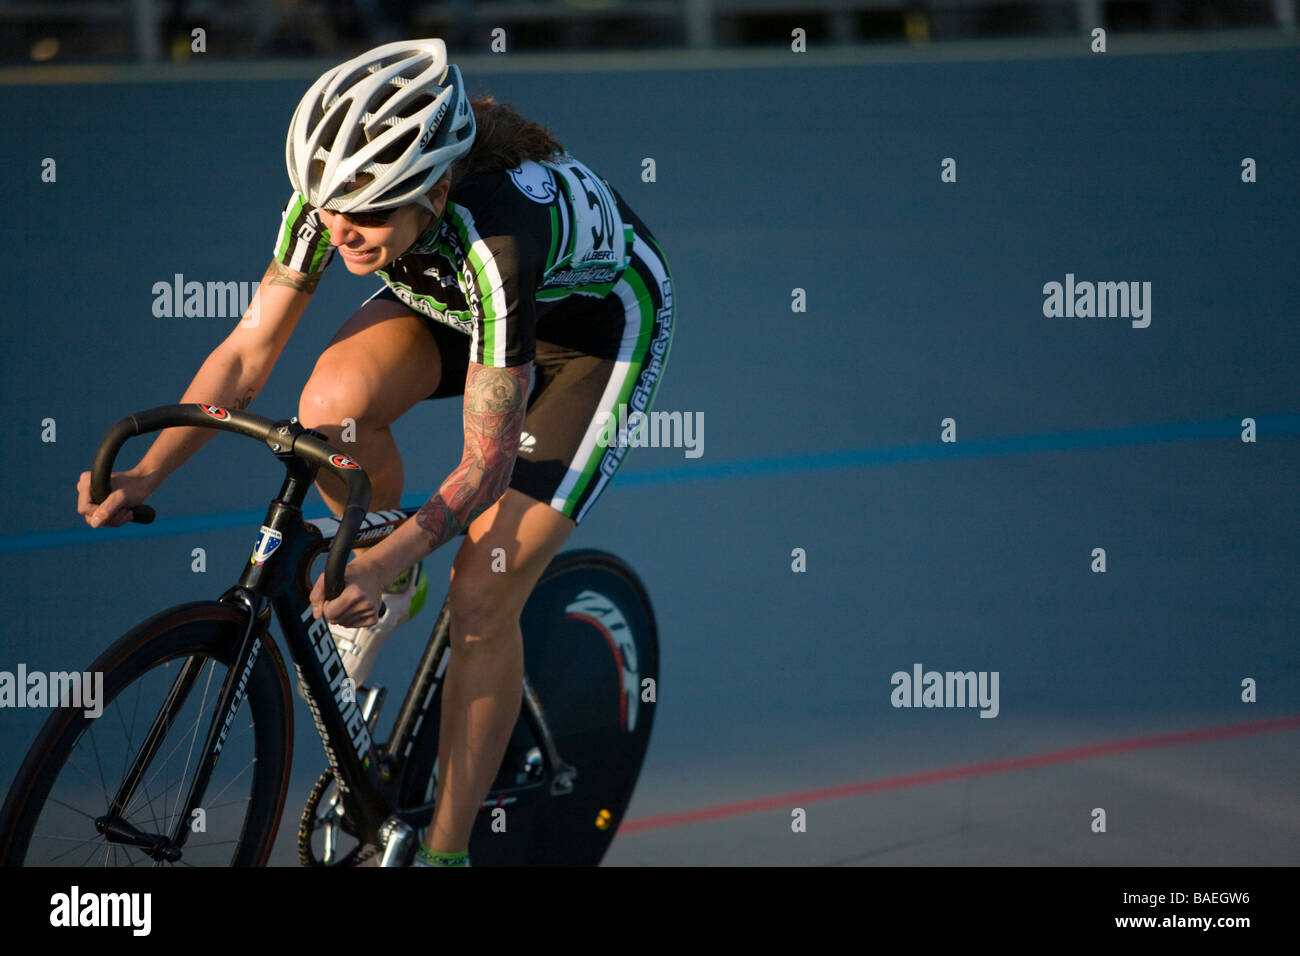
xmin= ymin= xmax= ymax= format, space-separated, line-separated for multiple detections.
xmin=250 ymin=525 xmax=284 ymax=566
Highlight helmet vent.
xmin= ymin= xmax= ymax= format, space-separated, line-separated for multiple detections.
xmin=371 ymin=126 xmax=419 ymax=166
xmin=314 ymin=100 xmax=353 ymax=155
xmin=399 ymin=92 xmax=437 ymax=120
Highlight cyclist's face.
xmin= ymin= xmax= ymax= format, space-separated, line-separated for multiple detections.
xmin=318 ymin=179 xmax=451 ymax=275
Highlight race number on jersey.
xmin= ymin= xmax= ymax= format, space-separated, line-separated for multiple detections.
xmin=546 ymin=155 xmax=626 ymax=272
xmin=506 ymin=156 xmax=630 ymax=297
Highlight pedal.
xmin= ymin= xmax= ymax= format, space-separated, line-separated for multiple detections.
xmin=377 ymin=817 xmax=416 ymax=867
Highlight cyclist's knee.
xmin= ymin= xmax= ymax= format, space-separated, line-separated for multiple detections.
xmin=298 ymin=367 xmax=373 ymax=432
xmin=446 ymin=562 xmax=524 ymax=638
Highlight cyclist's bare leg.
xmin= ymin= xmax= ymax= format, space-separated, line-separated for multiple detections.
xmin=424 ymin=488 xmax=576 ymax=856
xmin=297 ymin=299 xmax=441 ymax=524
xmin=297 ymin=297 xmax=579 ymax=857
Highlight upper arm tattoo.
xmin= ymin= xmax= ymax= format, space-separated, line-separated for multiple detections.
xmin=464 ymin=361 xmax=529 ymax=443
xmin=265 ymin=259 xmax=322 ymax=295
xmin=416 ymin=362 xmax=531 ymax=549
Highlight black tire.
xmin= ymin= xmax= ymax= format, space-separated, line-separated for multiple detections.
xmin=0 ymin=602 xmax=294 ymax=866
xmin=399 ymin=550 xmax=658 ymax=865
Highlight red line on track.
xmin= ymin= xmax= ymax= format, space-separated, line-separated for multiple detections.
xmin=617 ymin=714 xmax=1300 ymax=834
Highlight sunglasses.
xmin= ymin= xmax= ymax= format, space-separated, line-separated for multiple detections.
xmin=340 ymin=208 xmax=396 ymax=228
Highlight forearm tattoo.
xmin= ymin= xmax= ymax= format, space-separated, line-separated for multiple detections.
xmin=417 ymin=362 xmax=530 ymax=551
xmin=265 ymin=259 xmax=322 ymax=294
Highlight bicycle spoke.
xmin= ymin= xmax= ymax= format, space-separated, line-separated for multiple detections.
xmin=132 ymin=691 xmax=221 ymax=802
xmin=126 ymin=736 xmax=193 ymax=830
xmin=75 ymin=839 xmax=103 ymax=868
xmin=161 ymin=672 xmax=172 ymax=830
xmin=33 ymin=832 xmax=110 ymax=865
xmin=201 ymin=722 xmax=258 ymax=808
xmin=28 ymin=833 xmax=103 ymax=843
xmin=123 ymin=781 xmax=174 ymax=842
xmin=202 ymin=767 xmax=254 ymax=812
xmin=45 ymin=757 xmax=113 ymax=811
xmin=85 ymin=723 xmax=111 ymax=819
xmin=201 ymin=794 xmax=256 ymax=813
xmin=168 ymin=658 xmax=219 ymax=826
xmin=41 ymin=794 xmax=105 ymax=822
xmin=122 ymin=741 xmax=178 ymax=834
xmin=123 ymin=657 xmax=220 ymax=833
xmin=132 ymin=658 xmax=203 ymax=814
xmin=143 ymin=661 xmax=197 ymax=831
xmin=116 ymin=671 xmax=145 ymax=798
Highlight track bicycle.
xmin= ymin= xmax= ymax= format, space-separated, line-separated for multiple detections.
xmin=0 ymin=402 xmax=657 ymax=866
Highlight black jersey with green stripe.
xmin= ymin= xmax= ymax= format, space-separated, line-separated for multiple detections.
xmin=271 ymin=152 xmax=635 ymax=368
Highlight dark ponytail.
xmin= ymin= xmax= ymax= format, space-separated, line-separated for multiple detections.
xmin=447 ymin=96 xmax=565 ymax=191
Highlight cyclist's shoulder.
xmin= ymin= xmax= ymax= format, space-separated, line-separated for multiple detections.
xmin=451 ymin=152 xmax=613 ymax=211
xmin=439 ymin=167 xmax=557 ymax=255
xmin=448 ymin=166 xmax=548 ymax=215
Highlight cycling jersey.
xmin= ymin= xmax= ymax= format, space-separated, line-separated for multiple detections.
xmin=271 ymin=152 xmax=675 ymax=526
xmin=272 ymin=153 xmax=637 ymax=368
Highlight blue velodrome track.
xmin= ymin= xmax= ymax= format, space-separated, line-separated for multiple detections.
xmin=0 ymin=36 xmax=1296 ymax=866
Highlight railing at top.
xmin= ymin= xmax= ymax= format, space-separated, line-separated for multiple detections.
xmin=0 ymin=0 xmax=1293 ymax=65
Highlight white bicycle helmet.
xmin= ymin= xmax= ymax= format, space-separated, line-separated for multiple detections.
xmin=285 ymin=38 xmax=476 ymax=213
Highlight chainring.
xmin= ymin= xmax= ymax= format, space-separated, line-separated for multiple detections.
xmin=297 ymin=768 xmax=379 ymax=867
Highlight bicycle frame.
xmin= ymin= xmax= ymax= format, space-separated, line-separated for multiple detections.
xmin=276 ymin=511 xmax=579 ymax=836
xmin=93 ymin=405 xmax=575 ymax=862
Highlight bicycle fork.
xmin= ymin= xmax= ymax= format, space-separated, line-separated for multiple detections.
xmin=95 ymin=588 xmax=269 ymax=862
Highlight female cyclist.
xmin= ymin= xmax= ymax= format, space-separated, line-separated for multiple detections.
xmin=75 ymin=38 xmax=675 ymax=868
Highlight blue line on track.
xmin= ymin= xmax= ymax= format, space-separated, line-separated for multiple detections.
xmin=615 ymin=412 xmax=1300 ymax=486
xmin=5 ymin=413 xmax=1296 ymax=554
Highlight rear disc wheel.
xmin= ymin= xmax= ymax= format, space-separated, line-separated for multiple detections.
xmin=399 ymin=550 xmax=658 ymax=865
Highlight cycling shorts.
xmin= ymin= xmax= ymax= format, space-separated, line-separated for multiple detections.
xmin=365 ymin=228 xmax=674 ymax=526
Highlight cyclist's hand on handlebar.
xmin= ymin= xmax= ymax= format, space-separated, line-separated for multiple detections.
xmin=77 ymin=470 xmax=154 ymax=528
xmin=310 ymin=560 xmax=385 ymax=629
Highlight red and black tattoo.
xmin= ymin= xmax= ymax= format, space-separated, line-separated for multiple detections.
xmin=416 ymin=361 xmax=530 ymax=551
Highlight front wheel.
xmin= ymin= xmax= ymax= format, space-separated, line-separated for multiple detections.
xmin=400 ymin=550 xmax=659 ymax=865
xmin=0 ymin=602 xmax=294 ymax=866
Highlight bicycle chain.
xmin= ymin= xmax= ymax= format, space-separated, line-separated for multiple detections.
xmin=297 ymin=768 xmax=379 ymax=867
